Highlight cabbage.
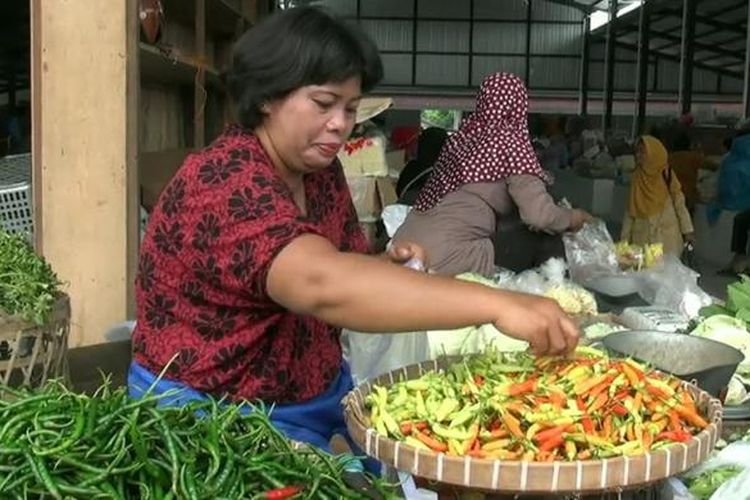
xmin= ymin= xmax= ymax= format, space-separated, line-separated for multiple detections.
xmin=691 ymin=315 xmax=750 ymax=375
xmin=725 ymin=376 xmax=749 ymax=406
xmin=426 ymin=324 xmax=527 ymax=359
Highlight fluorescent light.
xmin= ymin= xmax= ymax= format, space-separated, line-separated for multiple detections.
xmin=590 ymin=1 xmax=642 ymax=31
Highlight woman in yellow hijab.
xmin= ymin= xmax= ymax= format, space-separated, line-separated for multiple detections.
xmin=621 ymin=135 xmax=694 ymax=255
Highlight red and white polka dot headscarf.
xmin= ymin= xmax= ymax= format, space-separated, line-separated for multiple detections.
xmin=413 ymin=72 xmax=550 ymax=212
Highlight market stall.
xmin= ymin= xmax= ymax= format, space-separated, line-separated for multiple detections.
xmin=342 ymin=218 xmax=750 ymax=499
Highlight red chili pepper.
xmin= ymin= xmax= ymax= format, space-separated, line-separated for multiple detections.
xmin=588 ymin=392 xmax=608 ymax=413
xmin=508 ymin=378 xmax=537 ymax=397
xmin=538 ymin=435 xmax=565 ymax=452
xmin=474 ymin=375 xmax=485 ymax=386
xmin=615 ymin=389 xmax=630 ymax=401
xmin=533 ymin=424 xmax=571 ymax=444
xmin=265 ymin=485 xmax=303 ymax=499
xmin=612 ymin=404 xmax=629 ymax=417
xmin=656 ymin=430 xmax=691 ymax=443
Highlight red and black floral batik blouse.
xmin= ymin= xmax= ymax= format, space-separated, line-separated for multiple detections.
xmin=132 ymin=125 xmax=368 ymax=404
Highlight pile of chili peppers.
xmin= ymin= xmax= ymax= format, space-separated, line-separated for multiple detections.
xmin=367 ymin=347 xmax=710 ymax=462
xmin=0 ymin=380 xmax=392 ymax=499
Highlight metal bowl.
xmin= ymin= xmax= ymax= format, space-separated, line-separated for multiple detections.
xmin=584 ymin=274 xmax=641 ymax=298
xmin=601 ymin=330 xmax=745 ymax=398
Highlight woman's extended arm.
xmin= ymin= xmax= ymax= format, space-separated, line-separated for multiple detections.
xmin=267 ymin=234 xmax=578 ymax=355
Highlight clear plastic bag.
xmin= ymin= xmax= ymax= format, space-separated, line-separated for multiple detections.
xmin=563 ymin=220 xmax=619 ymax=284
xmin=638 ymin=255 xmax=712 ymax=318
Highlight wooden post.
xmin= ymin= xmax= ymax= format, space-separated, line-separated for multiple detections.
xmin=194 ymin=0 xmax=206 ymax=148
xmin=31 ymin=0 xmax=139 ymax=346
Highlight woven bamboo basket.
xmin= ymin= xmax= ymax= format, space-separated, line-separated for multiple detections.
xmin=0 ymin=294 xmax=70 ymax=390
xmin=343 ymin=356 xmax=723 ymax=495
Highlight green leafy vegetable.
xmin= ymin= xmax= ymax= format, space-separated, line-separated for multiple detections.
xmin=0 ymin=230 xmax=61 ymax=324
xmin=688 ymin=466 xmax=744 ymax=499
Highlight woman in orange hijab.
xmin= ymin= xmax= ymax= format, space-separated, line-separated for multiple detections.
xmin=621 ymin=135 xmax=694 ymax=255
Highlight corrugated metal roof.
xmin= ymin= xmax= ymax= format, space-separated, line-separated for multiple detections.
xmin=589 ymin=0 xmax=747 ymax=81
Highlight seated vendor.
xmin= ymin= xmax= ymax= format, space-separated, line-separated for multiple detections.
xmin=129 ymin=7 xmax=579 ymax=465
xmin=393 ymin=72 xmax=591 ymax=276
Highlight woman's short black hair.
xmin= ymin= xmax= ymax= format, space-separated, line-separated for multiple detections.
xmin=226 ymin=7 xmax=383 ymax=129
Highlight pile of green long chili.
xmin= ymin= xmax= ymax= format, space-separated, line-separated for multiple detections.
xmin=0 ymin=380 xmax=392 ymax=499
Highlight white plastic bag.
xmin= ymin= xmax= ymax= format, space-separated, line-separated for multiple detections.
xmin=382 ymin=204 xmax=411 ymax=238
xmin=639 ymin=255 xmax=712 ymax=318
xmin=344 ymin=329 xmax=430 ymax=385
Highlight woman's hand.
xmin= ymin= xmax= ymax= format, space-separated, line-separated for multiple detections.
xmin=385 ymin=241 xmax=428 ymax=268
xmin=492 ymin=291 xmax=579 ymax=356
xmin=569 ymin=209 xmax=593 ymax=232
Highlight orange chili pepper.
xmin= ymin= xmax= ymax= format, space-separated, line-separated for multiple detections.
xmin=603 ymin=415 xmax=613 ymax=439
xmin=577 ymin=396 xmax=595 ymax=434
xmin=645 ymin=383 xmax=669 ymax=401
xmin=472 ymin=438 xmax=482 ymax=452
xmin=669 ymin=410 xmax=682 ymax=432
xmin=467 ymin=449 xmax=486 ymax=459
xmin=680 ymin=390 xmax=696 ymax=411
xmin=400 ymin=420 xmax=428 ymax=434
xmin=415 ymin=432 xmax=448 ymax=452
xmin=633 ymin=392 xmax=643 ymax=413
xmin=612 ymin=404 xmax=628 ymax=417
xmin=588 ymin=392 xmax=608 ymax=413
xmin=588 ymin=378 xmax=613 ymax=399
xmin=502 ymin=411 xmax=524 ymax=438
xmin=509 ymin=378 xmax=537 ymax=397
xmin=462 ymin=424 xmax=480 ymax=454
xmin=485 ymin=428 xmax=509 ymax=440
xmin=626 ymin=423 xmax=636 ymax=442
xmin=622 ymin=363 xmax=643 ymax=387
xmin=674 ymin=403 xmax=708 ymax=429
xmin=533 ymin=424 xmax=572 ymax=444
xmin=538 ymin=434 xmax=565 ymax=453
xmin=657 ymin=430 xmax=692 ymax=443
xmin=549 ymin=390 xmax=566 ymax=409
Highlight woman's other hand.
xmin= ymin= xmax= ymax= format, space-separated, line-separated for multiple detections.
xmin=569 ymin=209 xmax=593 ymax=232
xmin=386 ymin=241 xmax=428 ymax=268
xmin=492 ymin=292 xmax=579 ymax=356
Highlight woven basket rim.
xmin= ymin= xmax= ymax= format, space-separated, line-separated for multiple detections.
xmin=343 ymin=355 xmax=723 ymax=494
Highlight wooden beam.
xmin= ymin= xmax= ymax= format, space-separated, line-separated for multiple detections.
xmin=31 ymin=0 xmax=139 ymax=346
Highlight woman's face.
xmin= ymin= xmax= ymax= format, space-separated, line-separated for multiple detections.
xmin=635 ymin=141 xmax=646 ymax=168
xmin=262 ymin=77 xmax=362 ymax=173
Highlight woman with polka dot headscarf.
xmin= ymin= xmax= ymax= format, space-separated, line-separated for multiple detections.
xmin=393 ymin=73 xmax=592 ymax=275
